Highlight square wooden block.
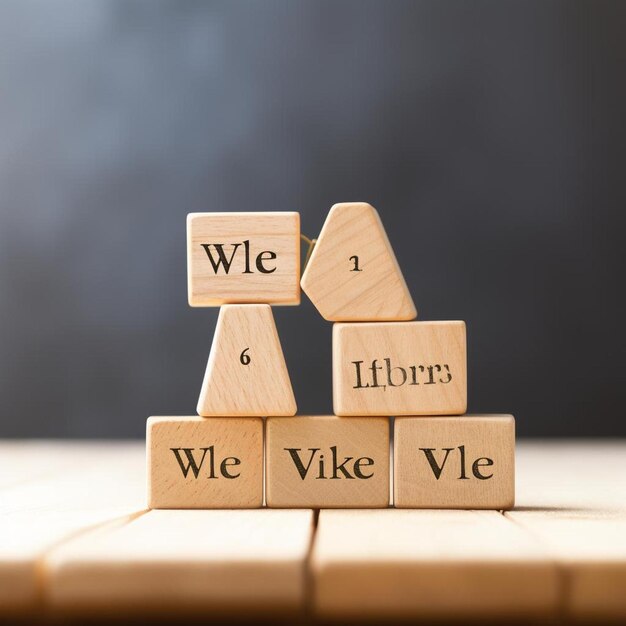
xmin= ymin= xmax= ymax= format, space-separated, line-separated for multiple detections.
xmin=394 ymin=415 xmax=515 ymax=509
xmin=333 ymin=321 xmax=467 ymax=416
xmin=147 ymin=416 xmax=263 ymax=509
xmin=187 ymin=212 xmax=300 ymax=306
xmin=266 ymin=416 xmax=390 ymax=508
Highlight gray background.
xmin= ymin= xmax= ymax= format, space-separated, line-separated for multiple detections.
xmin=1 ymin=0 xmax=624 ymax=438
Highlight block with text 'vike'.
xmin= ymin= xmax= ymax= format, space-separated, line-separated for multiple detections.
xmin=197 ymin=304 xmax=296 ymax=417
xmin=333 ymin=320 xmax=467 ymax=416
xmin=301 ymin=202 xmax=416 ymax=321
xmin=266 ymin=416 xmax=390 ymax=508
xmin=187 ymin=212 xmax=300 ymax=306
xmin=394 ymin=415 xmax=515 ymax=509
xmin=147 ymin=416 xmax=263 ymax=509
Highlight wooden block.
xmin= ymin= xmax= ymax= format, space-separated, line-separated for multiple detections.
xmin=187 ymin=211 xmax=300 ymax=306
xmin=394 ymin=415 xmax=515 ymax=509
xmin=266 ymin=415 xmax=389 ymax=508
xmin=44 ymin=509 xmax=314 ymax=616
xmin=147 ymin=416 xmax=263 ymax=509
xmin=197 ymin=305 xmax=296 ymax=417
xmin=333 ymin=320 xmax=467 ymax=416
xmin=311 ymin=509 xmax=559 ymax=619
xmin=301 ymin=202 xmax=416 ymax=321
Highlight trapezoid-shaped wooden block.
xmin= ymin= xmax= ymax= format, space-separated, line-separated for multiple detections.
xmin=301 ymin=202 xmax=416 ymax=321
xmin=197 ymin=304 xmax=297 ymax=417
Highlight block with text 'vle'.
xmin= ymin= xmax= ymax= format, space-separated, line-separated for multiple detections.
xmin=333 ymin=320 xmax=467 ymax=416
xmin=147 ymin=416 xmax=263 ymax=509
xmin=394 ymin=415 xmax=515 ymax=509
xmin=266 ymin=416 xmax=390 ymax=508
xmin=187 ymin=212 xmax=300 ymax=306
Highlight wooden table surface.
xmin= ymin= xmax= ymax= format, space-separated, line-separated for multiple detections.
xmin=1 ymin=440 xmax=625 ymax=622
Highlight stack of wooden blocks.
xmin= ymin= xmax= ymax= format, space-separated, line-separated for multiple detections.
xmin=147 ymin=203 xmax=515 ymax=510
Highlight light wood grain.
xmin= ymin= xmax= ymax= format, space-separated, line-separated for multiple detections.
xmin=187 ymin=212 xmax=300 ymax=306
xmin=394 ymin=415 xmax=515 ymax=509
xmin=301 ymin=202 xmax=416 ymax=321
xmin=44 ymin=509 xmax=314 ymax=616
xmin=509 ymin=441 xmax=626 ymax=620
xmin=147 ymin=416 xmax=263 ymax=509
xmin=266 ymin=416 xmax=390 ymax=508
xmin=197 ymin=304 xmax=297 ymax=417
xmin=0 ymin=443 xmax=145 ymax=614
xmin=0 ymin=441 xmax=134 ymax=489
xmin=333 ymin=320 xmax=467 ymax=416
xmin=311 ymin=509 xmax=559 ymax=619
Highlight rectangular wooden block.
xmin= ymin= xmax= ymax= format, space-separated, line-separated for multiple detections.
xmin=45 ymin=509 xmax=314 ymax=616
xmin=394 ymin=415 xmax=515 ymax=509
xmin=333 ymin=321 xmax=466 ymax=416
xmin=266 ymin=416 xmax=390 ymax=508
xmin=187 ymin=212 xmax=300 ymax=306
xmin=311 ymin=509 xmax=559 ymax=619
xmin=147 ymin=416 xmax=263 ymax=509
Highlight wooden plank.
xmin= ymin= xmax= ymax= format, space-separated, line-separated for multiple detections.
xmin=0 ymin=441 xmax=139 ymax=490
xmin=44 ymin=509 xmax=314 ymax=616
xmin=311 ymin=509 xmax=559 ymax=619
xmin=0 ymin=443 xmax=145 ymax=614
xmin=508 ymin=440 xmax=626 ymax=620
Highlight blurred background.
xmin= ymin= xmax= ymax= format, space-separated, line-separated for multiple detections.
xmin=0 ymin=0 xmax=624 ymax=438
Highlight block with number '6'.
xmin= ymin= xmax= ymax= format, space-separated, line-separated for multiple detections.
xmin=333 ymin=321 xmax=467 ymax=416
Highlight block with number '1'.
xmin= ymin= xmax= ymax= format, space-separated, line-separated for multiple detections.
xmin=301 ymin=202 xmax=416 ymax=321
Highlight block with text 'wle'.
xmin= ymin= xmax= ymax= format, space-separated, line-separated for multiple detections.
xmin=147 ymin=416 xmax=263 ymax=509
xmin=333 ymin=320 xmax=467 ymax=416
xmin=394 ymin=415 xmax=515 ymax=509
xmin=187 ymin=212 xmax=300 ymax=306
xmin=266 ymin=415 xmax=390 ymax=508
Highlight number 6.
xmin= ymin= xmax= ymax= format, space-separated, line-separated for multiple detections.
xmin=240 ymin=348 xmax=251 ymax=365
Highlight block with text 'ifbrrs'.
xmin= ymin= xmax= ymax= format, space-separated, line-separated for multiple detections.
xmin=147 ymin=416 xmax=263 ymax=509
xmin=394 ymin=415 xmax=515 ymax=509
xmin=266 ymin=416 xmax=390 ymax=508
xmin=333 ymin=320 xmax=466 ymax=416
xmin=187 ymin=212 xmax=300 ymax=306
